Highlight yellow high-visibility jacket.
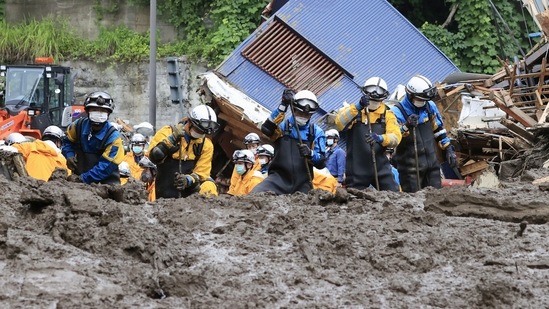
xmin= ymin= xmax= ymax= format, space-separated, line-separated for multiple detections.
xmin=227 ymin=169 xmax=264 ymax=196
xmin=13 ymin=140 xmax=70 ymax=181
xmin=313 ymin=167 xmax=338 ymax=194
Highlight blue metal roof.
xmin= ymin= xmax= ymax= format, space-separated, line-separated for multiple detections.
xmin=216 ymin=0 xmax=459 ymax=115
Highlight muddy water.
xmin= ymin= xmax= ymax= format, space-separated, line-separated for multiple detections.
xmin=1 ymin=175 xmax=548 ymax=308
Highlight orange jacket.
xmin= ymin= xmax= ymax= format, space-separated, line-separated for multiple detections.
xmin=313 ymin=167 xmax=338 ymax=194
xmin=13 ymin=140 xmax=70 ymax=181
xmin=227 ymin=169 xmax=264 ymax=196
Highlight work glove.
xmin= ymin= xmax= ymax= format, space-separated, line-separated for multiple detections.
xmin=278 ymin=89 xmax=295 ymax=113
xmin=445 ymin=145 xmax=458 ymax=168
xmin=359 ymin=95 xmax=369 ymax=109
xmin=174 ymin=173 xmax=199 ymax=191
xmin=298 ymin=144 xmax=312 ymax=158
xmin=365 ymin=132 xmax=383 ymax=145
xmin=67 ymin=174 xmax=83 ymax=183
xmin=406 ymin=114 xmax=419 ymax=128
xmin=67 ymin=156 xmax=78 ymax=172
xmin=171 ymin=123 xmax=186 ymax=141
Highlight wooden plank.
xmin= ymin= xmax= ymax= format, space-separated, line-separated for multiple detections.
xmin=538 ymin=100 xmax=549 ymax=124
xmin=500 ymin=118 xmax=536 ymax=143
xmin=461 ymin=160 xmax=489 ymax=176
xmin=491 ymin=90 xmax=538 ymax=127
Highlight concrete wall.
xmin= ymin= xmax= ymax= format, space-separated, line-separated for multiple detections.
xmin=5 ymin=0 xmax=177 ymax=42
xmin=64 ymin=58 xmax=208 ymax=130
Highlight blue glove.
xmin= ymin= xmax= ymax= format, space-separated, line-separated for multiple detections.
xmin=359 ymin=95 xmax=369 ymax=109
xmin=298 ymin=144 xmax=312 ymax=158
xmin=445 ymin=145 xmax=458 ymax=168
xmin=365 ymin=132 xmax=383 ymax=145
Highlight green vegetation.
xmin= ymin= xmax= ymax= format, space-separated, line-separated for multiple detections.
xmin=0 ymin=18 xmax=188 ymax=64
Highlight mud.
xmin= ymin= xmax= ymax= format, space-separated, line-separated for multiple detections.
xmin=1 ymin=173 xmax=549 ymax=308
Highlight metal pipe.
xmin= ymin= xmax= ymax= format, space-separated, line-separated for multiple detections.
xmin=148 ymin=0 xmax=157 ymax=129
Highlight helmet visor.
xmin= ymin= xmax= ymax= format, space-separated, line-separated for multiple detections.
xmin=295 ymin=99 xmax=318 ymax=113
xmin=364 ymin=86 xmax=389 ymax=100
xmin=415 ymin=86 xmax=436 ymax=101
xmin=191 ymin=118 xmax=220 ymax=135
xmin=232 ymin=150 xmax=248 ymax=162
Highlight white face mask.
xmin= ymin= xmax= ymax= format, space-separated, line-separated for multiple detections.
xmin=295 ymin=116 xmax=309 ymax=126
xmin=368 ymin=100 xmax=381 ymax=111
xmin=413 ymin=99 xmax=426 ymax=108
xmin=326 ymin=139 xmax=334 ymax=146
xmin=259 ymin=158 xmax=268 ymax=165
xmin=89 ymin=111 xmax=109 ymax=123
xmin=190 ymin=130 xmax=205 ymax=139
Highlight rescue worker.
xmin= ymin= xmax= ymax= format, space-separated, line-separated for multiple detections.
xmin=138 ymin=156 xmax=157 ymax=201
xmin=390 ymin=74 xmax=457 ymax=192
xmin=227 ymin=149 xmax=264 ymax=196
xmin=12 ymin=125 xmax=70 ymax=181
xmin=256 ymin=144 xmax=274 ymax=175
xmin=335 ymin=77 xmax=402 ymax=191
xmin=121 ymin=133 xmax=156 ymax=201
xmin=244 ymin=132 xmax=262 ymax=154
xmin=148 ymin=104 xmax=220 ymax=198
xmin=228 ymin=132 xmax=262 ymax=193
xmin=252 ymin=89 xmax=326 ymax=194
xmin=62 ymin=91 xmax=125 ymax=184
xmin=313 ymin=167 xmax=338 ymax=194
xmin=324 ymin=129 xmax=346 ymax=187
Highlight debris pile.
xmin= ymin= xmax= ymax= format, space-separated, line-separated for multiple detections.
xmin=435 ymin=38 xmax=549 ymax=185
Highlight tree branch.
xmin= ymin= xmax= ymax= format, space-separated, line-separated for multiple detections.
xmin=442 ymin=3 xmax=459 ymax=28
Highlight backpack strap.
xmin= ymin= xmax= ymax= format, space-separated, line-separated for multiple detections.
xmin=98 ymin=126 xmax=117 ymax=153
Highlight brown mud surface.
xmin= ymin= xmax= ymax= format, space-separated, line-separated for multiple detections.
xmin=1 ymin=171 xmax=549 ymax=308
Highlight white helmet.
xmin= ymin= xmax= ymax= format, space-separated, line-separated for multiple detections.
xmin=243 ymin=133 xmax=261 ymax=145
xmin=405 ymin=75 xmax=436 ymax=101
xmin=131 ymin=133 xmax=146 ymax=144
xmin=325 ymin=129 xmax=339 ymax=139
xmin=294 ymin=90 xmax=319 ymax=114
xmin=118 ymin=161 xmax=131 ymax=177
xmin=232 ymin=149 xmax=255 ymax=165
xmin=84 ymin=91 xmax=115 ymax=113
xmin=388 ymin=84 xmax=406 ymax=102
xmin=43 ymin=125 xmax=64 ymax=140
xmin=256 ymin=144 xmax=274 ymax=158
xmin=6 ymin=132 xmax=27 ymax=145
xmin=133 ymin=122 xmax=154 ymax=137
xmin=363 ymin=77 xmax=389 ymax=101
xmin=189 ymin=105 xmax=220 ymax=135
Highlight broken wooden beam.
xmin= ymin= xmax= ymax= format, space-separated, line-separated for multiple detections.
xmin=491 ymin=90 xmax=538 ymax=127
xmin=500 ymin=118 xmax=536 ymax=144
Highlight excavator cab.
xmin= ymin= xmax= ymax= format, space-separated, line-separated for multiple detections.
xmin=0 ymin=58 xmax=75 ymax=140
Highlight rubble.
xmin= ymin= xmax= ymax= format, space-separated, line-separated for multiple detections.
xmin=435 ymin=36 xmax=549 ymax=184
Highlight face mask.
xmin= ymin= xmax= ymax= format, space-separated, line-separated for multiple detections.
xmin=235 ymin=164 xmax=247 ymax=175
xmin=326 ymin=139 xmax=334 ymax=146
xmin=132 ymin=146 xmax=143 ymax=154
xmin=248 ymin=146 xmax=258 ymax=154
xmin=259 ymin=158 xmax=268 ymax=165
xmin=368 ymin=100 xmax=381 ymax=111
xmin=190 ymin=129 xmax=205 ymax=139
xmin=413 ymin=99 xmax=426 ymax=108
xmin=295 ymin=116 xmax=309 ymax=126
xmin=89 ymin=111 xmax=109 ymax=123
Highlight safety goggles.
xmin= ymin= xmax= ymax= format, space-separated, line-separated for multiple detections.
xmin=364 ymin=87 xmax=390 ymax=100
xmin=232 ymin=150 xmax=248 ymax=162
xmin=256 ymin=146 xmax=273 ymax=157
xmin=190 ymin=118 xmax=220 ymax=135
xmin=90 ymin=96 xmax=113 ymax=106
xmin=295 ymin=99 xmax=318 ymax=113
xmin=415 ymin=86 xmax=437 ymax=101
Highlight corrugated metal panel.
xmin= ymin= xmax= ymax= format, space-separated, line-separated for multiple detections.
xmin=241 ymin=18 xmax=344 ymax=95
xmin=217 ymin=0 xmax=459 ymax=116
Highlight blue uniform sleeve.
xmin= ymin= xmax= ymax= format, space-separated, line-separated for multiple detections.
xmin=336 ymin=148 xmax=346 ymax=183
xmin=429 ymin=101 xmax=451 ymax=149
xmin=311 ymin=125 xmax=326 ymax=165
xmin=390 ymin=105 xmax=406 ymax=125
xmin=81 ymin=130 xmax=125 ymax=184
xmin=61 ymin=120 xmax=79 ymax=158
